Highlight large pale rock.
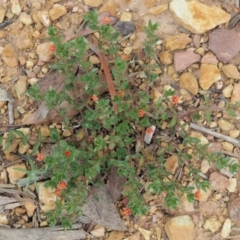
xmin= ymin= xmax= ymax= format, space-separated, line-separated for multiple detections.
xmin=203 ymin=216 xmax=221 ymax=233
xmin=231 ymin=83 xmax=240 ymax=104
xmin=148 ymin=4 xmax=168 ymax=15
xmin=180 ymin=72 xmax=198 ymax=95
xmin=83 ymin=0 xmax=103 ymax=7
xmin=17 ymin=28 xmax=33 ymax=50
xmin=165 ymin=215 xmax=194 ymax=240
xmin=221 ymin=218 xmax=231 ymax=238
xmin=209 ymin=29 xmax=240 ymax=63
xmin=218 ymin=119 xmax=234 ymax=131
xmin=222 ymin=64 xmax=240 ymax=79
xmin=201 ymin=52 xmax=218 ymax=65
xmin=199 ymin=64 xmax=221 ymax=90
xmin=2 ymin=44 xmax=19 ymax=67
xmin=49 ymin=4 xmax=67 ymax=21
xmin=174 ymin=51 xmax=201 ymax=72
xmin=11 ymin=0 xmax=21 ymax=15
xmin=158 ymin=51 xmax=173 ymax=65
xmin=209 ymin=172 xmax=230 ymax=191
xmin=165 ymin=155 xmax=178 ymax=174
xmin=36 ymin=42 xmax=55 ymax=62
xmin=38 ymin=182 xmax=57 ymax=212
xmin=7 ymin=163 xmax=26 ymax=184
xmin=19 ymin=12 xmax=33 ymax=25
xmin=164 ymin=33 xmax=191 ymax=51
xmin=37 ymin=11 xmax=51 ymax=27
xmin=0 ymin=214 xmax=8 ymax=225
xmin=169 ymin=0 xmax=230 ymax=34
xmin=0 ymin=7 xmax=6 ymax=23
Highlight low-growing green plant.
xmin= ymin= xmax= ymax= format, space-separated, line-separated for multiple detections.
xmin=1 ymin=11 xmax=240 ymax=229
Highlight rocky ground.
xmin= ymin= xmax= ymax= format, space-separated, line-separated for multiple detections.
xmin=1 ymin=0 xmax=240 ymax=239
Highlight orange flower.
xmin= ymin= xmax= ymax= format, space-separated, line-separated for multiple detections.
xmin=194 ymin=190 xmax=201 ymax=200
xmin=102 ymin=17 xmax=110 ymax=24
xmin=123 ymin=207 xmax=131 ymax=216
xmin=117 ymin=91 xmax=123 ymax=97
xmin=54 ymin=188 xmax=62 ymax=196
xmin=91 ymin=95 xmax=98 ymax=102
xmin=171 ymin=95 xmax=179 ymax=104
xmin=161 ymin=191 xmax=167 ymax=198
xmin=121 ymin=54 xmax=128 ymax=61
xmin=138 ymin=109 xmax=145 ymax=117
xmin=49 ymin=44 xmax=56 ymax=52
xmin=64 ymin=150 xmax=71 ymax=157
xmin=146 ymin=127 xmax=154 ymax=134
xmin=57 ymin=180 xmax=67 ymax=190
xmin=36 ymin=152 xmax=44 ymax=162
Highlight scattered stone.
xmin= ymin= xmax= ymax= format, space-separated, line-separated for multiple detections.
xmin=36 ymin=42 xmax=55 ymax=62
xmin=0 ymin=213 xmax=8 ymax=225
xmin=38 ymin=182 xmax=57 ymax=212
xmin=138 ymin=227 xmax=152 ymax=240
xmin=174 ymin=51 xmax=201 ymax=72
xmin=2 ymin=44 xmax=19 ymax=67
xmin=218 ymin=119 xmax=234 ymax=131
xmin=18 ymin=142 xmax=30 ymax=154
xmin=201 ymin=52 xmax=218 ymax=65
xmin=40 ymin=126 xmax=50 ymax=137
xmin=190 ymin=131 xmax=208 ymax=145
xmin=17 ymin=28 xmax=33 ymax=50
xmin=120 ymin=12 xmax=132 ymax=22
xmin=165 ymin=215 xmax=194 ymax=240
xmin=227 ymin=178 xmax=237 ymax=193
xmin=37 ymin=11 xmax=51 ymax=27
xmin=201 ymin=160 xmax=210 ymax=174
xmin=203 ymin=216 xmax=222 ymax=233
xmin=19 ymin=12 xmax=33 ymax=25
xmin=83 ymin=0 xmax=103 ymax=7
xmin=62 ymin=129 xmax=72 ymax=137
xmin=229 ymin=197 xmax=240 ymax=221
xmin=164 ymin=33 xmax=191 ymax=51
xmin=199 ymin=63 xmax=221 ymax=90
xmin=114 ymin=21 xmax=135 ymax=36
xmin=123 ymin=46 xmax=132 ymax=55
xmin=231 ymin=83 xmax=240 ymax=104
xmin=222 ymin=64 xmax=240 ymax=79
xmin=158 ymin=51 xmax=173 ymax=65
xmin=221 ymin=218 xmax=231 ymax=238
xmin=90 ymin=225 xmax=105 ymax=237
xmin=229 ymin=129 xmax=239 ymax=138
xmin=99 ymin=0 xmax=119 ymax=16
xmin=0 ymin=7 xmax=6 ymax=23
xmin=209 ymin=172 xmax=230 ymax=191
xmin=165 ymin=155 xmax=178 ymax=174
xmin=148 ymin=4 xmax=168 ymax=15
xmin=169 ymin=0 xmax=230 ymax=34
xmin=180 ymin=88 xmax=192 ymax=101
xmin=7 ymin=163 xmax=26 ymax=184
xmin=49 ymin=4 xmax=67 ymax=21
xmin=15 ymin=77 xmax=28 ymax=100
xmin=230 ymin=53 xmax=240 ymax=65
xmin=209 ymin=29 xmax=240 ymax=64
xmin=11 ymin=0 xmax=21 ymax=15
xmin=179 ymin=72 xmax=198 ymax=95
xmin=89 ymin=55 xmax=100 ymax=64
xmin=180 ymin=194 xmax=195 ymax=212
xmin=106 ymin=231 xmax=125 ymax=240
xmin=223 ymin=84 xmax=233 ymax=98
xmin=15 ymin=207 xmax=27 ymax=215
xmin=222 ymin=142 xmax=233 ymax=153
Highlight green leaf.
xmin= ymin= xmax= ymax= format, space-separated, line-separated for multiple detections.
xmin=169 ymin=117 xmax=177 ymax=128
xmin=50 ymin=128 xmax=61 ymax=141
xmin=14 ymin=130 xmax=28 ymax=145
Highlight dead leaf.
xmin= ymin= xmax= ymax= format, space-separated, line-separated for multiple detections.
xmin=82 ymin=184 xmax=126 ymax=231
xmin=107 ymin=167 xmax=127 ymax=203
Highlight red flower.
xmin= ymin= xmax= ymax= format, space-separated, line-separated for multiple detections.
xmin=64 ymin=150 xmax=71 ymax=157
xmin=138 ymin=109 xmax=145 ymax=117
xmin=117 ymin=91 xmax=123 ymax=97
xmin=91 ymin=95 xmax=98 ymax=102
xmin=171 ymin=95 xmax=179 ymax=104
xmin=121 ymin=54 xmax=128 ymax=61
xmin=146 ymin=127 xmax=154 ymax=134
xmin=194 ymin=190 xmax=201 ymax=200
xmin=54 ymin=188 xmax=62 ymax=196
xmin=49 ymin=44 xmax=56 ymax=52
xmin=102 ymin=17 xmax=110 ymax=24
xmin=123 ymin=207 xmax=131 ymax=216
xmin=57 ymin=180 xmax=67 ymax=190
xmin=36 ymin=153 xmax=44 ymax=162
